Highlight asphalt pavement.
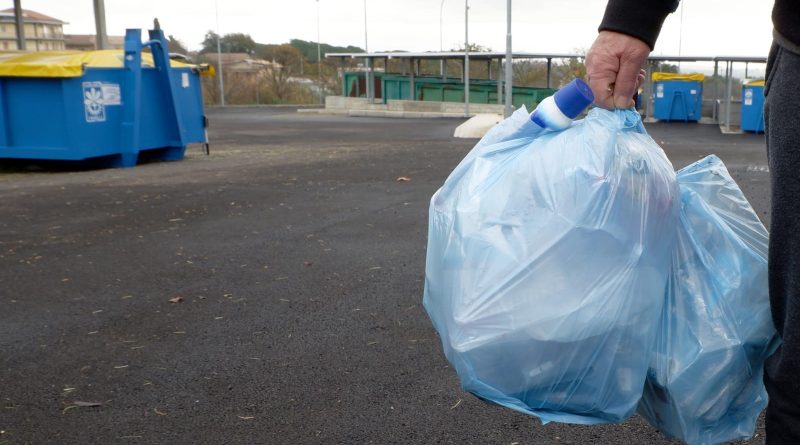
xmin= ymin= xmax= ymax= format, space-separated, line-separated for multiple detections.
xmin=0 ymin=107 xmax=770 ymax=444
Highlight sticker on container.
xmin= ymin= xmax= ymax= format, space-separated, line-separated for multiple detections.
xmin=82 ymin=81 xmax=106 ymax=123
xmin=745 ymin=89 xmax=753 ymax=106
xmin=101 ymin=83 xmax=121 ymax=105
xmin=181 ymin=72 xmax=190 ymax=88
xmin=690 ymin=89 xmax=697 ymax=95
xmin=656 ymin=84 xmax=664 ymax=98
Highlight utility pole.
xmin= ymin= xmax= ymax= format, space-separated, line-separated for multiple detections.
xmin=13 ymin=0 xmax=25 ymax=50
xmin=93 ymin=0 xmax=109 ymax=50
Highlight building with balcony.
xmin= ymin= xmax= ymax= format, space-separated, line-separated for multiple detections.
xmin=0 ymin=8 xmax=66 ymax=51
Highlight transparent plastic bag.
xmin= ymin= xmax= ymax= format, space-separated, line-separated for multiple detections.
xmin=424 ymin=108 xmax=679 ymax=424
xmin=638 ymin=155 xmax=780 ymax=445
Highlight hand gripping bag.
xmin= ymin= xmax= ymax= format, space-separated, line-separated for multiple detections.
xmin=423 ymin=107 xmax=679 ymax=424
xmin=638 ymin=155 xmax=780 ymax=445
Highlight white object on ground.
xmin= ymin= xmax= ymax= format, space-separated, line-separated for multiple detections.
xmin=454 ymin=113 xmax=504 ymax=138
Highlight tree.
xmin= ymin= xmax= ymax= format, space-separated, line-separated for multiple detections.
xmin=200 ymin=31 xmax=219 ymax=54
xmin=168 ymin=35 xmax=188 ymax=55
xmin=261 ymin=44 xmax=304 ymax=102
xmin=450 ymin=43 xmax=492 ymax=52
xmin=654 ymin=62 xmax=679 ymax=73
xmin=199 ymin=31 xmax=257 ymax=54
xmin=289 ymin=39 xmax=364 ymax=63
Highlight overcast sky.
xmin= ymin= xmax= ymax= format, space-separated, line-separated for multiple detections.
xmin=15 ymin=0 xmax=772 ymax=57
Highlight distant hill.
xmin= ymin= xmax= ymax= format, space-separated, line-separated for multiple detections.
xmin=290 ymin=39 xmax=364 ymax=62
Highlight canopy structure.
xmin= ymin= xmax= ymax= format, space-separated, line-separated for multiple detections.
xmin=328 ymin=51 xmax=767 ymax=128
xmin=0 ymin=50 xmax=214 ymax=78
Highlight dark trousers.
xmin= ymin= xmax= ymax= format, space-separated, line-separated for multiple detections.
xmin=764 ymin=41 xmax=800 ymax=445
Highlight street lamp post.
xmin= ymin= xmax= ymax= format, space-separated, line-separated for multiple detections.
xmin=317 ymin=0 xmax=323 ymax=105
xmin=440 ymin=0 xmax=446 ymax=51
xmin=364 ymin=0 xmax=372 ymax=104
xmin=464 ymin=0 xmax=469 ymax=117
xmin=215 ymin=0 xmax=225 ymax=106
xmin=439 ymin=0 xmax=445 ymax=76
xmin=504 ymin=0 xmax=512 ymax=117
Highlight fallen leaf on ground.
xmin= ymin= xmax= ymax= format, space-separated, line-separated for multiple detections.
xmin=396 ymin=176 xmax=412 ymax=182
xmin=303 ymin=261 xmax=313 ymax=267
xmin=73 ymin=401 xmax=102 ymax=407
xmin=238 ymin=416 xmax=255 ymax=420
xmin=168 ymin=296 xmax=184 ymax=304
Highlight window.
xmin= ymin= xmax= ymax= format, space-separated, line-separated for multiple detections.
xmin=2 ymin=41 xmax=8 ymax=50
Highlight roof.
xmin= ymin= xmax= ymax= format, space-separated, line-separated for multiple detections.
xmin=326 ymin=51 xmax=582 ymax=61
xmin=648 ymin=55 xmax=767 ymax=63
xmin=0 ymin=8 xmax=65 ymax=24
xmin=326 ymin=51 xmax=767 ymax=64
xmin=204 ymin=52 xmax=253 ymax=63
xmin=64 ymin=34 xmax=125 ymax=49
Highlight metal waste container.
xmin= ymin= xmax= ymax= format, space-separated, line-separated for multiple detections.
xmin=741 ymin=80 xmax=765 ymax=133
xmin=652 ymin=72 xmax=704 ymax=122
xmin=0 ymin=27 xmax=211 ymax=168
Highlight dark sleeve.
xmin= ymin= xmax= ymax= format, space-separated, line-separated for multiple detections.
xmin=598 ymin=0 xmax=680 ymax=50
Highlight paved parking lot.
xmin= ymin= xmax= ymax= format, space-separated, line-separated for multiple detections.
xmin=0 ymin=107 xmax=769 ymax=444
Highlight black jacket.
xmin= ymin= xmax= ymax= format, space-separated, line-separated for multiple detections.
xmin=599 ymin=0 xmax=797 ymax=51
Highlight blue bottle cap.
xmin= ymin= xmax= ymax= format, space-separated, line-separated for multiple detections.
xmin=553 ymin=78 xmax=594 ymax=119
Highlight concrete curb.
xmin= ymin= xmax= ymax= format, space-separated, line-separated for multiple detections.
xmin=297 ymin=108 xmax=469 ymax=119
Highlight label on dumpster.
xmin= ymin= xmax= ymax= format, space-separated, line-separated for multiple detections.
xmin=82 ymin=82 xmax=122 ymax=123
xmin=656 ymin=84 xmax=664 ymax=98
xmin=101 ymin=83 xmax=121 ymax=105
xmin=745 ymin=89 xmax=753 ymax=106
xmin=82 ymin=81 xmax=106 ymax=123
xmin=690 ymin=89 xmax=697 ymax=95
xmin=181 ymin=72 xmax=189 ymax=88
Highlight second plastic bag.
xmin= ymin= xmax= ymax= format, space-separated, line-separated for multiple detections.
xmin=424 ymin=108 xmax=679 ymax=424
xmin=638 ymin=155 xmax=780 ymax=445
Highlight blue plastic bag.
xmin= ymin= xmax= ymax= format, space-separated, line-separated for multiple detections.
xmin=424 ymin=107 xmax=679 ymax=424
xmin=638 ymin=155 xmax=780 ymax=445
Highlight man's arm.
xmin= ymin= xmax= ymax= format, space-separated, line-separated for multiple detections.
xmin=586 ymin=0 xmax=679 ymax=109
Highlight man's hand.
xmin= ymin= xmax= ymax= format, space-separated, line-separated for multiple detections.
xmin=586 ymin=31 xmax=651 ymax=109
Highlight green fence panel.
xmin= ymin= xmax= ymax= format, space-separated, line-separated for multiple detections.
xmin=343 ymin=72 xmax=557 ymax=107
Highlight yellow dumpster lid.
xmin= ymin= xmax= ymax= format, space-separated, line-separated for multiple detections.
xmin=651 ymin=72 xmax=705 ymax=82
xmin=0 ymin=50 xmax=214 ymax=78
xmin=745 ymin=79 xmax=765 ymax=86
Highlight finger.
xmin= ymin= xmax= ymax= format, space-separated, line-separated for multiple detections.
xmin=587 ymin=74 xmax=616 ymax=110
xmin=636 ymin=70 xmax=645 ymax=90
xmin=613 ymin=59 xmax=643 ymax=109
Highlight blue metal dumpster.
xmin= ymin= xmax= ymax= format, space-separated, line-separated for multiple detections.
xmin=652 ymin=72 xmax=704 ymax=122
xmin=0 ymin=27 xmax=210 ymax=168
xmin=741 ymin=80 xmax=765 ymax=133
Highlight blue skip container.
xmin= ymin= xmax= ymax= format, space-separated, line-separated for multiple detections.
xmin=652 ymin=72 xmax=704 ymax=122
xmin=0 ymin=27 xmax=210 ymax=168
xmin=741 ymin=80 xmax=765 ymax=133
